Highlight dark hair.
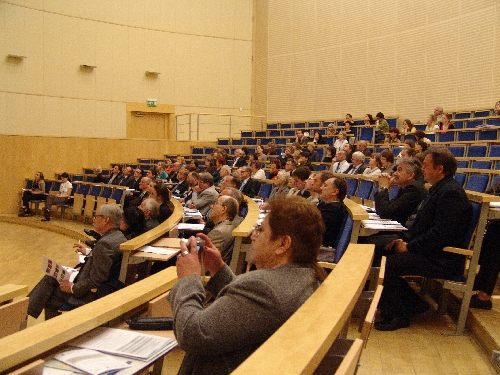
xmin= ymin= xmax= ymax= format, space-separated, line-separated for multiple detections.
xmin=403 ymin=119 xmax=413 ymax=130
xmin=403 ymin=147 xmax=416 ymax=157
xmin=220 ymin=196 xmax=238 ymax=221
xmin=426 ymin=148 xmax=457 ymax=177
xmin=198 ymin=172 xmax=214 ymax=185
xmin=267 ymin=196 xmax=326 ymax=281
xmin=414 ymin=130 xmax=426 ymax=140
xmin=148 ymin=169 xmax=158 ymax=178
xmin=250 ymin=161 xmax=262 ymax=169
xmin=153 ymin=183 xmax=171 ymax=203
xmin=270 ymin=159 xmax=281 ymax=169
xmin=404 ymin=139 xmax=416 ymax=148
xmin=416 ymin=140 xmax=428 ymax=152
xmin=325 ymin=146 xmax=336 ymax=157
xmin=291 ymin=166 xmax=311 ymax=181
xmin=376 ymin=112 xmax=385 ymax=119
xmin=389 ymin=127 xmax=400 ymax=135
xmin=122 ymin=206 xmax=146 ymax=238
xmin=365 ymin=114 xmax=374 ymax=124
xmin=300 ymin=151 xmax=310 ymax=158
xmin=380 ymin=149 xmax=395 ymax=164
xmin=37 ymin=172 xmax=45 ymax=181
xmin=318 ymin=171 xmax=335 ymax=184
xmin=371 ymin=153 xmax=382 ymax=168
xmin=61 ymin=172 xmax=70 ymax=180
xmin=332 ymin=177 xmax=347 ymax=201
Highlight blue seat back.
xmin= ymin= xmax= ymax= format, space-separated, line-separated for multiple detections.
xmin=454 ymin=173 xmax=466 ymax=187
xmin=334 ymin=213 xmax=353 ymax=263
xmin=346 ymin=178 xmax=358 ymax=198
xmin=258 ymin=183 xmax=272 ymax=200
xmin=356 ymin=180 xmax=374 ymax=200
xmin=465 ymin=174 xmax=489 ymax=193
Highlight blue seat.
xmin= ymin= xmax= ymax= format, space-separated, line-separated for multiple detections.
xmin=474 ymin=110 xmax=490 ymax=118
xmin=478 ymin=129 xmax=497 ymax=141
xmin=218 ymin=139 xmax=229 ymax=146
xmin=465 ymin=120 xmax=483 ymax=128
xmin=457 ymin=161 xmax=469 ymax=168
xmin=110 ymin=188 xmax=125 ymax=206
xmin=454 ymin=112 xmax=471 ymax=119
xmin=267 ymin=124 xmax=278 ymax=130
xmin=448 ymin=146 xmax=465 ymax=157
xmin=255 ymin=131 xmax=266 ymax=137
xmin=283 ymin=130 xmax=295 ymax=137
xmin=465 ymin=174 xmax=489 ymax=193
xmin=454 ymin=173 xmax=466 ymax=187
xmin=269 ymin=130 xmax=280 ymax=137
xmin=346 ymin=178 xmax=358 ymax=198
xmin=241 ymin=131 xmax=253 ymax=138
xmin=356 ymin=180 xmax=374 ymax=202
xmin=359 ymin=127 xmax=374 ymax=142
xmin=100 ymin=186 xmax=113 ymax=199
xmin=280 ymin=123 xmax=291 ymax=129
xmin=232 ymin=139 xmax=243 ymax=146
xmin=487 ymin=119 xmax=500 ymax=127
xmin=258 ymin=183 xmax=273 ymax=200
xmin=192 ymin=148 xmax=204 ymax=154
xmin=453 ymin=121 xmax=464 ymax=129
xmin=471 ymin=161 xmax=492 ymax=169
xmin=458 ymin=131 xmax=476 ymax=142
xmin=334 ymin=213 xmax=353 ymax=263
xmin=489 ymin=145 xmax=500 ymax=157
xmin=467 ymin=145 xmax=487 ymax=158
xmin=438 ymin=132 xmax=455 ymax=142
xmin=425 ymin=133 xmax=435 ymax=142
xmin=245 ymin=139 xmax=257 ymax=145
xmin=293 ymin=123 xmax=305 ymax=129
xmin=308 ymin=122 xmax=320 ymax=128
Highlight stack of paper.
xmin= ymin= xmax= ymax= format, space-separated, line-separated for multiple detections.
xmin=361 ymin=220 xmax=407 ymax=230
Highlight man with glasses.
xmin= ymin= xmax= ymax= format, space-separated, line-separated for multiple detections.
xmin=238 ymin=166 xmax=257 ymax=198
xmin=28 ymin=204 xmax=127 ymax=320
xmin=206 ymin=196 xmax=239 ymax=263
xmin=187 ymin=172 xmax=219 ymax=215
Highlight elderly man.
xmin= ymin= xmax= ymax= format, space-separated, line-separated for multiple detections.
xmin=139 ymin=198 xmax=160 ymax=231
xmin=356 ymin=140 xmax=372 ymax=157
xmin=434 ymin=106 xmax=443 ymax=124
xmin=331 ymin=150 xmax=350 ymax=173
xmin=187 ymin=172 xmax=219 ymax=215
xmin=206 ymin=195 xmax=238 ymax=263
xmin=284 ymin=159 xmax=297 ymax=176
xmin=238 ymin=166 xmax=257 ymax=198
xmin=217 ymin=165 xmax=232 ymax=187
xmin=346 ymin=151 xmax=367 ymax=175
xmin=232 ymin=149 xmax=247 ymax=168
xmin=375 ymin=148 xmax=472 ymax=331
xmin=28 ymin=204 xmax=127 ymax=320
xmin=172 ymin=168 xmax=189 ymax=198
xmin=125 ymin=176 xmax=151 ymax=207
xmin=317 ymin=177 xmax=347 ymax=249
xmin=220 ymin=173 xmax=242 ymax=191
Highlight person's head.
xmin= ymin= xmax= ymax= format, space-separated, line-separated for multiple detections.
xmin=187 ymin=171 xmax=199 ymax=187
xmin=402 ymin=119 xmax=413 ymax=131
xmin=61 ymin=172 xmax=70 ymax=182
xmin=342 ymin=143 xmax=353 ymax=154
xmin=197 ymin=172 xmax=214 ymax=191
xmin=275 ymin=170 xmax=290 ymax=187
xmin=94 ymin=166 xmax=102 ymax=174
xmin=422 ymin=148 xmax=457 ymax=184
xmin=388 ymin=127 xmax=400 ymax=138
xmin=338 ymin=131 xmax=346 ymax=140
xmin=369 ymin=153 xmax=382 ymax=168
xmin=146 ymin=169 xmax=157 ymax=180
xmin=325 ymin=146 xmax=336 ymax=157
xmin=298 ymin=151 xmax=310 ymax=165
xmin=291 ymin=167 xmax=311 ymax=190
xmin=345 ymin=114 xmax=353 ymax=121
xmin=442 ymin=113 xmax=452 ymax=124
xmin=248 ymin=153 xmax=257 ymax=162
xmin=296 ymin=130 xmax=304 ymax=139
xmin=415 ymin=140 xmax=428 ymax=153
xmin=380 ymin=149 xmax=394 ymax=167
xmin=320 ymin=177 xmax=347 ymax=202
xmin=222 ymin=173 xmax=242 ymax=189
xmin=219 ymin=165 xmax=232 ymax=178
xmin=156 ymin=162 xmax=165 ymax=172
xmin=270 ymin=159 xmax=281 ymax=172
xmin=234 ymin=148 xmax=242 ymax=158
xmin=188 ymin=160 xmax=199 ymax=171
xmin=239 ymin=166 xmax=252 ymax=181
xmin=250 ymin=195 xmax=326 ymax=280
xmin=220 ymin=187 xmax=244 ymax=208
xmin=292 ymin=142 xmax=301 ymax=151
xmin=177 ymin=156 xmax=186 ymax=165
xmin=427 ymin=114 xmax=437 ymax=125
xmin=335 ymin=150 xmax=347 ymax=162
xmin=152 ymin=183 xmax=171 ymax=203
xmin=434 ymin=106 xmax=443 ymax=117
xmin=120 ymin=206 xmax=146 ymax=236
xmin=138 ymin=177 xmax=151 ymax=191
xmin=307 ymin=143 xmax=315 ymax=152
xmin=172 ymin=162 xmax=182 ymax=172
xmin=404 ymin=139 xmax=415 ymax=149
xmin=376 ymin=112 xmax=385 ymax=120
xmin=112 ymin=165 xmax=122 ymax=175
xmin=495 ymin=101 xmax=500 ymax=115
xmin=305 ymin=173 xmax=317 ymax=193
xmin=204 ymin=156 xmax=215 ymax=169
xmin=327 ymin=123 xmax=337 ymax=135
xmin=209 ymin=195 xmax=238 ymax=223
xmin=133 ymin=168 xmax=143 ymax=179
xmin=311 ymin=170 xmax=334 ymax=193
xmin=35 ymin=171 xmax=44 ymax=181
xmin=139 ymin=198 xmax=159 ymax=219
xmin=357 ymin=140 xmax=368 ymax=151
xmin=285 ymin=159 xmax=297 ymax=172
xmin=392 ymin=159 xmax=422 ymax=188
xmin=414 ymin=130 xmax=426 ymax=141
xmin=284 ymin=147 xmax=292 ymax=156
xmin=177 ymin=168 xmax=188 ymax=181
xmin=93 ymin=204 xmax=122 ymax=234
xmin=123 ymin=166 xmax=133 ymax=176
xmin=313 ymin=131 xmax=322 ymax=140
xmin=351 ymin=151 xmax=365 ymax=166
xmin=256 ymin=145 xmax=264 ymax=154
xmin=250 ymin=161 xmax=262 ymax=173
xmin=401 ymin=147 xmax=416 ymax=158
xmin=365 ymin=114 xmax=374 ymax=124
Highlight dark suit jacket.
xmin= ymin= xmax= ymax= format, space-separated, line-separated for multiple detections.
xmin=346 ymin=164 xmax=367 ymax=175
xmin=108 ymin=173 xmax=123 ymax=185
xmin=159 ymin=201 xmax=175 ymax=223
xmin=240 ymin=178 xmax=257 ymax=198
xmin=173 ymin=180 xmax=189 ymax=198
xmin=131 ymin=178 xmax=141 ymax=191
xmin=317 ymin=200 xmax=346 ymax=248
xmin=232 ymin=157 xmax=247 ymax=168
xmin=402 ymin=176 xmax=472 ymax=275
xmin=374 ymin=179 xmax=427 ymax=225
xmin=119 ymin=175 xmax=135 ymax=188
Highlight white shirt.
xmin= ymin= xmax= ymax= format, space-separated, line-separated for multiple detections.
xmin=331 ymin=160 xmax=350 ymax=173
xmin=252 ymin=169 xmax=266 ymax=180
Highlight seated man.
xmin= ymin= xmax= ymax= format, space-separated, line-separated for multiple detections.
xmin=42 ymin=172 xmax=72 ymax=222
xmin=172 ymin=168 xmax=189 ymax=198
xmin=207 ymin=195 xmax=239 ymax=263
xmin=375 ymin=148 xmax=472 ymax=331
xmin=28 ymin=204 xmax=127 ymax=320
xmin=331 ymin=150 xmax=350 ymax=173
xmin=139 ymin=198 xmax=160 ymax=231
xmin=317 ymin=177 xmax=347 ymax=249
xmin=238 ymin=166 xmax=258 ymax=198
xmin=187 ymin=172 xmax=219 ymax=216
xmin=346 ymin=151 xmax=367 ymax=175
xmin=288 ymin=167 xmax=311 ymax=198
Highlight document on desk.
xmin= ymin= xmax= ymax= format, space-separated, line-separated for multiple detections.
xmin=68 ymin=327 xmax=177 ymax=362
xmin=138 ymin=245 xmax=179 ymax=256
xmin=54 ymin=348 xmax=131 ymax=375
xmin=177 ymin=223 xmax=205 ymax=231
xmin=361 ymin=220 xmax=407 ymax=230
xmin=42 ymin=255 xmax=79 ymax=282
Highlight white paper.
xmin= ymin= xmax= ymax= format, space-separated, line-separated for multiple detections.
xmin=489 ymin=201 xmax=500 ymax=208
xmin=42 ymin=255 xmax=79 ymax=282
xmin=138 ymin=246 xmax=179 ymax=256
xmin=54 ymin=349 xmax=131 ymax=375
xmin=177 ymin=223 xmax=205 ymax=231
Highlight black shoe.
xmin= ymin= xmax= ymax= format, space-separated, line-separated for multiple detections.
xmin=469 ymin=294 xmax=492 ymax=310
xmin=374 ymin=317 xmax=410 ymax=331
xmin=84 ymin=229 xmax=101 ymax=240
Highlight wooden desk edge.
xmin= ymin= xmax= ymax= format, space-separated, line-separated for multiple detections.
xmin=0 ymin=285 xmax=29 ymax=304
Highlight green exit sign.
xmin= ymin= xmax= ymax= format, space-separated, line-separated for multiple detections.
xmin=147 ymin=100 xmax=157 ymax=107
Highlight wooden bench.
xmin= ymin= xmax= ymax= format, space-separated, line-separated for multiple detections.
xmin=118 ymin=198 xmax=184 ymax=283
xmin=231 ymin=243 xmax=374 ymax=375
xmin=0 ymin=267 xmax=178 ymax=373
xmin=0 ymin=285 xmax=28 ymax=306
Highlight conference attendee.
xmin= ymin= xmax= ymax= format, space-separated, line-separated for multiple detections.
xmin=284 ymin=158 xmax=297 ymax=176
xmin=425 ymin=114 xmax=439 ymax=133
xmin=146 ymin=168 xmax=158 ymax=181
xmin=333 ymin=131 xmax=348 ymax=153
xmin=181 ymin=171 xmax=199 ymax=204
xmin=168 ymin=195 xmax=326 ymax=375
xmin=322 ymin=146 xmax=336 ymax=163
xmin=374 ymin=159 xmax=427 ymax=226
xmin=288 ymin=166 xmax=311 ymax=198
xmin=121 ymin=206 xmax=146 ymax=240
xmin=150 ymin=183 xmax=175 ymax=223
xmin=312 ymin=130 xmax=327 ymax=145
xmin=363 ymin=153 xmax=382 ymax=177
xmin=440 ymin=113 xmax=455 ymax=132
xmin=124 ymin=176 xmax=151 ymax=208
xmin=356 ymin=140 xmax=372 ymax=157
xmin=250 ymin=161 xmax=266 ymax=180
xmin=414 ymin=130 xmax=432 ymax=145
xmin=268 ymin=159 xmax=280 ymax=180
xmin=118 ymin=166 xmax=135 ymax=188
xmin=384 ymin=128 xmax=401 ymax=144
xmin=346 ymin=151 xmax=367 ymax=175
xmin=42 ymin=172 xmax=72 ymax=222
xmin=295 ymin=129 xmax=309 ymax=144
xmin=172 ymin=168 xmax=189 ymax=198
xmin=375 ymin=148 xmax=472 ymax=331
xmin=130 ymin=168 xmax=143 ymax=191
xmin=380 ymin=149 xmax=395 ymax=175
xmin=219 ymin=173 xmax=242 ymax=191
xmin=238 ymin=166 xmax=257 ymax=198
xmin=317 ymin=177 xmax=347 ymax=249
xmin=434 ymin=106 xmax=444 ymax=124
xmin=107 ymin=165 xmax=123 ymax=185
xmin=19 ymin=171 xmax=46 ymax=217
xmin=278 ymin=147 xmax=294 ymax=167
xmin=375 ymin=112 xmax=389 ymax=143
xmin=139 ymin=198 xmax=160 ymax=231
xmin=232 ymin=149 xmax=247 ymax=168
xmin=297 ymin=151 xmax=314 ymax=171
xmin=268 ymin=170 xmax=291 ymax=201
xmin=169 ymin=162 xmax=182 ymax=183
xmin=304 ymin=172 xmax=319 ymax=205
xmin=331 ymin=150 xmax=350 ymax=174
xmin=217 ymin=165 xmax=232 ymax=187
xmin=343 ymin=143 xmax=354 ymax=163
xmin=307 ymin=143 xmax=320 ymax=162
xmin=206 ymin=195 xmax=238 ymax=263
xmin=187 ymin=172 xmax=219 ymax=215
xmin=28 ymin=204 xmax=127 ymax=320
xmin=402 ymin=119 xmax=416 ymax=134
xmin=93 ymin=166 xmax=106 ymax=184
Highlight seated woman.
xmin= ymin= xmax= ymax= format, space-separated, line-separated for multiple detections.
xmin=156 ymin=162 xmax=168 ymax=180
xmin=322 ymin=146 xmax=336 ymax=163
xmin=363 ymin=153 xmax=382 ymax=177
xmin=255 ymin=145 xmax=268 ymax=162
xmin=402 ymin=119 xmax=416 ymax=133
xmin=313 ymin=130 xmax=327 ymax=145
xmin=439 ymin=113 xmax=455 ymax=133
xmin=150 ymin=183 xmax=175 ymax=223
xmin=380 ymin=149 xmax=395 ymax=175
xmin=425 ymin=114 xmax=440 ymax=133
xmin=42 ymin=172 xmax=72 ymax=222
xmin=19 ymin=171 xmax=46 ymax=217
xmin=168 ymin=195 xmax=326 ymax=375
xmin=268 ymin=159 xmax=281 ymax=180
xmin=384 ymin=128 xmax=401 ymax=144
xmin=333 ymin=131 xmax=348 ymax=154
xmin=121 ymin=206 xmax=146 ymax=240
xmin=93 ymin=165 xmax=106 ymax=183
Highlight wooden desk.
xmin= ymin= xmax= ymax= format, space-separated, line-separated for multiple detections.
xmin=0 ymin=284 xmax=28 ymax=305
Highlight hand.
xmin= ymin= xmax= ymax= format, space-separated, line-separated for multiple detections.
xmin=175 ymin=237 xmax=202 ymax=278
xmin=196 ymin=233 xmax=225 ymax=276
xmin=384 ymin=239 xmax=408 ymax=253
xmin=73 ymin=243 xmax=87 ymax=255
xmin=378 ymin=173 xmax=392 ymax=189
xmin=187 ymin=202 xmax=196 ymax=210
xmin=59 ymin=281 xmax=73 ymax=293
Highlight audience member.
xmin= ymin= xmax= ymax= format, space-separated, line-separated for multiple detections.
xmin=356 ymin=140 xmax=372 ymax=157
xmin=151 ymin=183 xmax=175 ymax=223
xmin=232 ymin=149 xmax=247 ymax=168
xmin=93 ymin=166 xmax=105 ymax=183
xmin=440 ymin=113 xmax=455 ymax=132
xmin=297 ymin=151 xmax=314 ymax=171
xmin=146 ymin=168 xmax=158 ymax=181
xmin=346 ymin=151 xmax=367 ymax=175
xmin=364 ymin=114 xmax=375 ymax=126
xmin=434 ymin=106 xmax=444 ymax=124
xmin=168 ymin=196 xmax=325 ymax=375
xmin=291 ymin=142 xmax=302 ymax=158
xmin=284 ymin=158 xmax=297 ymax=175
xmin=139 ymin=198 xmax=160 ymax=231
xmin=172 ymin=168 xmax=189 ymax=198
xmin=289 ymin=167 xmax=311 ymax=198
xmin=28 ymin=204 xmax=127 ymax=320
xmin=402 ymin=119 xmax=415 ymax=133
xmin=130 ymin=168 xmax=143 ymax=191
xmin=268 ymin=159 xmax=280 ymax=180
xmin=305 ymin=172 xmax=319 ymax=205
xmin=220 ymin=173 xmax=242 ymax=191
xmin=331 ymin=150 xmax=350 ymax=174
xmin=187 ymin=160 xmax=201 ymax=173
xmin=219 ymin=187 xmax=247 ymax=225
xmin=187 ymin=172 xmax=219 ymax=215
xmin=217 ymin=165 xmax=232 ymax=187
xmin=307 ymin=143 xmax=320 ymax=162
xmin=317 ymin=177 xmax=347 ymax=249
xmin=322 ymin=146 xmax=336 ymax=163
xmin=343 ymin=143 xmax=354 ymax=163
xmin=333 ymin=131 xmax=348 ymax=153
xmin=375 ymin=112 xmax=389 ymax=143
xmin=363 ymin=153 xmax=382 ymax=177
xmin=182 ymin=171 xmax=199 ymax=204
xmin=425 ymin=114 xmax=439 ymax=133
xmin=295 ymin=129 xmax=309 ymax=144
xmin=238 ymin=166 xmax=258 ymax=198
xmin=375 ymin=148 xmax=472 ymax=331
xmin=118 ymin=166 xmax=135 ymax=188
xmin=385 ymin=128 xmax=401 ymax=144
xmin=124 ymin=176 xmax=150 ymax=207
xmin=250 ymin=161 xmax=266 ymax=180
xmin=42 ymin=172 xmax=72 ymax=222
xmin=157 ymin=162 xmax=168 ymax=179
xmin=415 ymin=140 xmax=428 ymax=154
xmin=380 ymin=149 xmax=395 ymax=175
xmin=279 ymin=147 xmax=294 ymax=166
xmin=20 ymin=171 xmax=46 ymax=217
xmin=255 ymin=145 xmax=267 ymax=162
xmin=313 ymin=131 xmax=327 ymax=145
xmin=169 ymin=162 xmax=182 ymax=183
xmin=107 ymin=165 xmax=123 ymax=185
xmin=204 ymin=156 xmax=220 ymax=185
xmin=268 ymin=170 xmax=291 ymax=201
xmin=206 ymin=195 xmax=238 ymax=263
xmin=121 ymin=206 xmax=146 ymax=240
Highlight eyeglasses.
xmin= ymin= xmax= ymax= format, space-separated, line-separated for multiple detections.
xmin=93 ymin=214 xmax=105 ymax=220
xmin=252 ymin=224 xmax=263 ymax=237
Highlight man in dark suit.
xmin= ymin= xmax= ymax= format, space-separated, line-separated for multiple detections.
xmin=346 ymin=152 xmax=367 ymax=175
xmin=375 ymin=148 xmax=472 ymax=331
xmin=118 ymin=166 xmax=135 ymax=188
xmin=238 ymin=166 xmax=257 ymax=198
xmin=130 ymin=168 xmax=143 ymax=191
xmin=289 ymin=167 xmax=311 ymax=198
xmin=232 ymin=149 xmax=247 ymax=168
xmin=317 ymin=177 xmax=346 ymax=249
xmin=27 ymin=204 xmax=127 ymax=320
xmin=172 ymin=168 xmax=189 ymax=198
xmin=107 ymin=165 xmax=123 ymax=185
